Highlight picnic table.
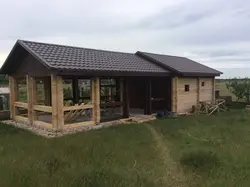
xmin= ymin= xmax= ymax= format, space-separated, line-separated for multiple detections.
xmin=197 ymin=99 xmax=227 ymax=115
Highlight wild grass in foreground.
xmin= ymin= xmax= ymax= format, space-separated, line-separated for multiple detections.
xmin=0 ymin=105 xmax=250 ymax=186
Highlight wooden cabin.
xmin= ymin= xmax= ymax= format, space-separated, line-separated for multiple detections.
xmin=0 ymin=40 xmax=222 ymax=131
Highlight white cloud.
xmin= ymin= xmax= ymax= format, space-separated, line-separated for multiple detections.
xmin=0 ymin=0 xmax=250 ymax=77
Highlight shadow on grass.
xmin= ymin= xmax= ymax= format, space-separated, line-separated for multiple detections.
xmin=0 ymin=123 xmax=23 ymax=135
xmin=180 ymin=149 xmax=221 ymax=172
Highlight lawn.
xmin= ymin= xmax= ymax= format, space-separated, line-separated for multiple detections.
xmin=0 ymin=104 xmax=250 ymax=187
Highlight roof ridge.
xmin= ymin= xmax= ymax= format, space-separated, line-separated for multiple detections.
xmin=139 ymin=51 xmax=186 ymax=58
xmin=18 ymin=39 xmax=135 ymax=55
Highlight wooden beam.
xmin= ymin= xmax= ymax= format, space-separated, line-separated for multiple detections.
xmin=123 ymin=78 xmax=129 ymax=118
xmin=15 ymin=115 xmax=29 ymax=123
xmin=33 ymin=120 xmax=53 ymax=129
xmin=57 ymin=76 xmax=64 ymax=130
xmin=26 ymin=75 xmax=34 ymax=125
xmin=9 ymin=76 xmax=17 ymax=120
xmin=51 ymin=74 xmax=58 ymax=129
xmin=95 ymin=78 xmax=100 ymax=124
xmin=91 ymin=78 xmax=96 ymax=122
xmin=63 ymin=104 xmax=93 ymax=111
xmin=14 ymin=102 xmax=28 ymax=109
xmin=171 ymin=77 xmax=178 ymax=113
xmin=197 ymin=77 xmax=201 ymax=103
xmin=64 ymin=121 xmax=95 ymax=129
xmin=212 ymin=77 xmax=216 ymax=104
xmin=32 ymin=77 xmax=38 ymax=121
xmin=33 ymin=105 xmax=53 ymax=113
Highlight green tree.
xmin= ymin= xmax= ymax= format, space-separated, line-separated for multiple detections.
xmin=226 ymin=77 xmax=250 ymax=102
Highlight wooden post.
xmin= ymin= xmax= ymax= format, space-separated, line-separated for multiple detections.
xmin=171 ymin=77 xmax=178 ymax=113
xmin=123 ymin=78 xmax=129 ymax=118
xmin=212 ymin=77 xmax=216 ymax=104
xmin=26 ymin=75 xmax=35 ymax=125
xmin=9 ymin=76 xmax=17 ymax=120
xmin=197 ymin=77 xmax=200 ymax=104
xmin=51 ymin=75 xmax=64 ymax=130
xmin=51 ymin=75 xmax=58 ymax=129
xmin=57 ymin=76 xmax=64 ymax=129
xmin=92 ymin=77 xmax=100 ymax=124
xmin=144 ymin=78 xmax=152 ymax=115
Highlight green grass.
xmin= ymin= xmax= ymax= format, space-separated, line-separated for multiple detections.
xmin=1 ymin=106 xmax=250 ymax=186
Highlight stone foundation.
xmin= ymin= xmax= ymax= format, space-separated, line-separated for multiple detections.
xmin=2 ymin=115 xmax=156 ymax=138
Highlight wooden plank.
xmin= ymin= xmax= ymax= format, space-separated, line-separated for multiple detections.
xmin=171 ymin=77 xmax=178 ymax=113
xmin=64 ymin=121 xmax=95 ymax=129
xmin=51 ymin=74 xmax=58 ymax=129
xmin=57 ymin=76 xmax=64 ymax=129
xmin=33 ymin=105 xmax=53 ymax=113
xmin=197 ymin=77 xmax=200 ymax=103
xmin=32 ymin=78 xmax=38 ymax=121
xmin=33 ymin=120 xmax=53 ymax=129
xmin=14 ymin=102 xmax=28 ymax=108
xmin=26 ymin=75 xmax=34 ymax=125
xmin=91 ymin=78 xmax=96 ymax=121
xmin=15 ymin=115 xmax=29 ymax=123
xmin=63 ymin=104 xmax=93 ymax=111
xmin=212 ymin=77 xmax=216 ymax=104
xmin=95 ymin=78 xmax=100 ymax=124
xmin=9 ymin=76 xmax=16 ymax=120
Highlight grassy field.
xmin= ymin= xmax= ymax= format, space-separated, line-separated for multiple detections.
xmin=0 ymin=104 xmax=250 ymax=187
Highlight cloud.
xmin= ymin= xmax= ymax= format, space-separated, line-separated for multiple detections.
xmin=0 ymin=0 xmax=250 ymax=78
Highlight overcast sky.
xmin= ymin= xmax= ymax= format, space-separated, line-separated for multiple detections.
xmin=0 ymin=0 xmax=250 ymax=78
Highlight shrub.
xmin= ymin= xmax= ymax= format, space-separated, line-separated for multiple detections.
xmin=180 ymin=150 xmax=220 ymax=171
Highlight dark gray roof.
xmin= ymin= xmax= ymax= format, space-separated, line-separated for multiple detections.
xmin=16 ymin=40 xmax=169 ymax=73
xmin=1 ymin=40 xmax=222 ymax=76
xmin=136 ymin=51 xmax=222 ymax=76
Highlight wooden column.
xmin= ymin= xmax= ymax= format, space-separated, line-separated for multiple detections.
xmin=92 ymin=77 xmax=100 ymax=124
xmin=57 ymin=76 xmax=64 ymax=129
xmin=72 ymin=77 xmax=79 ymax=104
xmin=171 ymin=76 xmax=178 ymax=113
xmin=197 ymin=77 xmax=201 ymax=104
xmin=26 ymin=75 xmax=35 ymax=125
xmin=51 ymin=75 xmax=64 ymax=130
xmin=212 ymin=77 xmax=216 ymax=104
xmin=123 ymin=78 xmax=129 ymax=118
xmin=9 ymin=76 xmax=17 ymax=120
xmin=144 ymin=78 xmax=152 ymax=115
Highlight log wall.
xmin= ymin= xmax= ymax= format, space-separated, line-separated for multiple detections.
xmin=172 ymin=76 xmax=215 ymax=113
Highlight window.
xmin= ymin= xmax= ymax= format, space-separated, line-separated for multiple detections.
xmin=100 ymin=78 xmax=118 ymax=102
xmin=201 ymin=82 xmax=205 ymax=87
xmin=184 ymin=85 xmax=190 ymax=92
